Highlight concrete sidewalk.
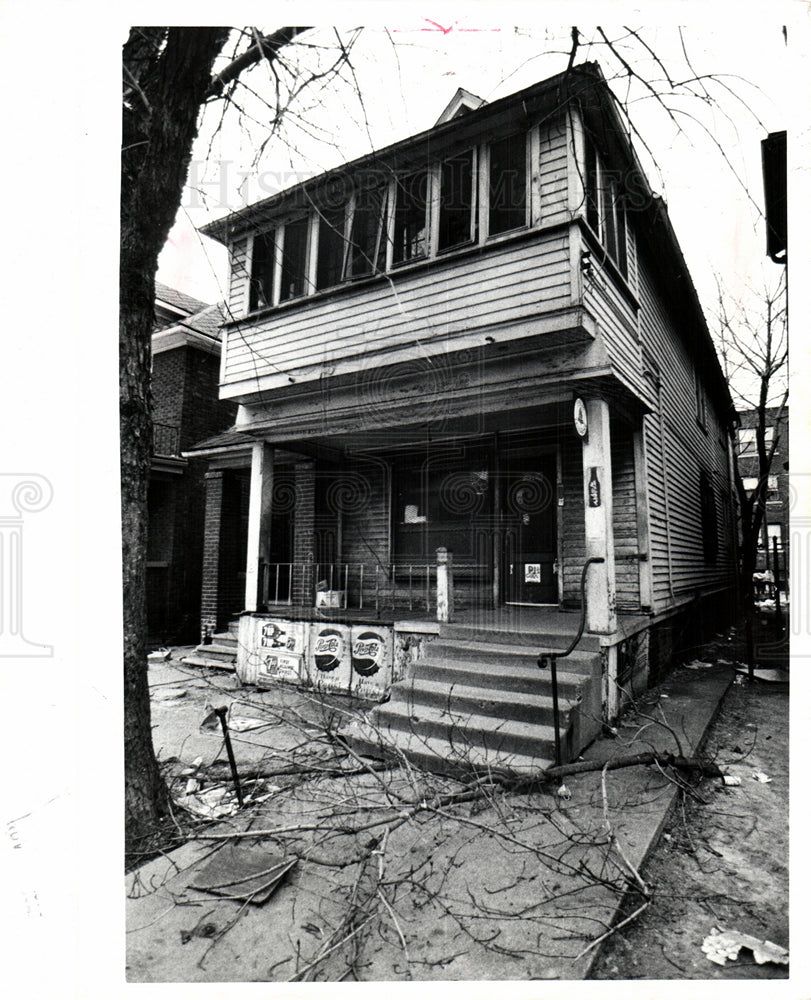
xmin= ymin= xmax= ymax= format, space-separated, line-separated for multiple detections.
xmin=126 ymin=660 xmax=735 ymax=982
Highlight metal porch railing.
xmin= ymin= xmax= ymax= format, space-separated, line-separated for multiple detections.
xmin=537 ymin=556 xmax=605 ymax=766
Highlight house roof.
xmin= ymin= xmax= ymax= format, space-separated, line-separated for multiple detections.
xmin=155 ymin=282 xmax=209 ymax=317
xmin=434 ymin=87 xmax=486 ymax=125
xmin=151 ymin=301 xmax=228 ymax=357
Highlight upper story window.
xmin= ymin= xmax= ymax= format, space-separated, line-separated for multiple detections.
xmin=438 ymin=149 xmax=476 ymax=252
xmin=346 ymin=186 xmax=388 ymax=278
xmin=249 ymin=230 xmax=276 ymax=311
xmin=243 ymin=132 xmax=531 ymax=313
xmin=280 ymin=216 xmax=309 ymax=302
xmin=488 ymin=133 xmax=527 ymax=235
xmin=392 ymin=170 xmax=428 ymax=265
xmin=585 ymin=136 xmax=628 ymax=278
xmin=315 ymin=205 xmax=346 ymax=291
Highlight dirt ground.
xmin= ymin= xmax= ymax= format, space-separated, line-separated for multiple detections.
xmin=590 ymin=676 xmax=789 ymax=980
xmin=129 ymin=624 xmax=789 ymax=982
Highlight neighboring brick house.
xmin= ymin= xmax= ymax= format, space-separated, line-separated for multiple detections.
xmin=147 ymin=284 xmax=237 ymax=642
xmin=736 ymin=406 xmax=789 ymax=595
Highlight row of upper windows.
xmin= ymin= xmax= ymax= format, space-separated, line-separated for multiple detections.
xmin=247 ymin=132 xmax=529 ymax=312
xmin=245 ymin=129 xmax=630 ymax=313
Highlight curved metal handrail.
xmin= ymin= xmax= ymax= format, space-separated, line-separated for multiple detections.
xmin=537 ymin=556 xmax=605 ymax=767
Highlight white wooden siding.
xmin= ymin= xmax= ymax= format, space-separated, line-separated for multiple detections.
xmin=222 ymin=231 xmax=571 ymax=387
xmin=636 ymin=248 xmax=735 ymax=609
xmin=229 ymin=236 xmax=250 ymax=318
xmin=539 ymin=121 xmax=570 ymax=228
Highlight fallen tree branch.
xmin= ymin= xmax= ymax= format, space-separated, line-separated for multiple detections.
xmin=544 ymin=752 xmax=722 ymax=781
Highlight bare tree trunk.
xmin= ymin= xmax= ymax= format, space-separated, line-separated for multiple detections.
xmin=121 ymin=27 xmax=231 ymax=848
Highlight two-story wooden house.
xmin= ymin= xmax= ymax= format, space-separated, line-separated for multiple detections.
xmin=187 ymin=63 xmax=737 ymax=772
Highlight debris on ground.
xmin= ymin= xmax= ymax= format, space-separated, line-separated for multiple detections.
xmin=722 ymin=775 xmax=742 ymax=786
xmin=189 ymin=846 xmax=297 ymax=905
xmin=152 ymin=686 xmax=188 ymax=702
xmin=701 ymin=927 xmax=789 ymax=967
xmin=148 ymin=648 xmax=173 ymax=662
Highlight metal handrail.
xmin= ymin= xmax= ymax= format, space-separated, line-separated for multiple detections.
xmin=537 ymin=556 xmax=605 ymax=767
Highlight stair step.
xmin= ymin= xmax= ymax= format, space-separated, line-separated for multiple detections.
xmin=195 ymin=642 xmax=237 ymax=659
xmin=371 ymin=702 xmax=560 ymax=759
xmin=387 ymin=677 xmax=576 ymax=725
xmin=413 ymin=656 xmax=595 ymax=696
xmin=439 ymin=622 xmax=602 ymax=652
xmin=180 ymin=654 xmax=236 ymax=671
xmin=346 ymin=720 xmax=553 ymax=779
xmin=212 ymin=633 xmax=238 ymax=647
xmin=425 ymin=637 xmax=597 ymax=669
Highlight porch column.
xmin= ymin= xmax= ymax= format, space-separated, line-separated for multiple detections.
xmin=292 ymin=461 xmax=316 ymax=605
xmin=245 ymin=442 xmax=274 ymax=611
xmin=200 ymin=470 xmax=224 ymax=639
xmin=582 ymin=398 xmax=617 ymax=634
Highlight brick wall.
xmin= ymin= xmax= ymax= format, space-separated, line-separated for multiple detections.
xmin=148 ymin=344 xmax=239 ymax=642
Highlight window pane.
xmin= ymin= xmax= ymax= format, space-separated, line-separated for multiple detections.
xmin=347 ymin=187 xmax=386 ymax=278
xmin=585 ymin=137 xmax=600 ymax=232
xmin=316 ymin=206 xmax=346 ymax=290
xmin=280 ymin=217 xmax=309 ymax=301
xmin=392 ymin=171 xmax=427 ymax=264
xmin=489 ymin=133 xmax=527 ymax=235
xmin=438 ymin=150 xmax=475 ymax=251
xmin=249 ymin=231 xmax=275 ymax=311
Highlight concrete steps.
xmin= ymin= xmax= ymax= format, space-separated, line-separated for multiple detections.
xmin=346 ymin=623 xmax=603 ymax=778
xmin=181 ymin=629 xmax=238 ymax=671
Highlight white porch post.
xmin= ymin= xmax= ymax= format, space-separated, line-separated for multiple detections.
xmin=245 ymin=442 xmax=274 ymax=612
xmin=582 ymin=398 xmax=617 ymax=634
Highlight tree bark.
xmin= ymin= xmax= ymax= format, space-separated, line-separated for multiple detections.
xmin=121 ymin=27 xmax=231 ymax=848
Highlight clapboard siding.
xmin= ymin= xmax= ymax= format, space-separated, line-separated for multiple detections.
xmin=611 ymin=423 xmax=640 ymax=609
xmin=636 ymin=245 xmax=734 ymax=609
xmin=560 ymin=426 xmax=586 ymax=602
xmin=229 ymin=236 xmax=250 ymax=318
xmin=539 ymin=121 xmax=570 ymax=228
xmin=579 ymin=219 xmax=651 ymax=403
xmin=223 ymin=230 xmax=571 ymax=384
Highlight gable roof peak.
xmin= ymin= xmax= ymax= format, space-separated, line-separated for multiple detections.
xmin=434 ymin=87 xmax=486 ymax=126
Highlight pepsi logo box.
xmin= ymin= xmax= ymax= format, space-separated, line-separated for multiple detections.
xmin=350 ymin=625 xmax=392 ymax=701
xmin=305 ymin=623 xmax=352 ymax=693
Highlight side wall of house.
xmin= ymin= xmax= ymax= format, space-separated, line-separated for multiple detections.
xmin=635 ymin=246 xmax=736 ymax=612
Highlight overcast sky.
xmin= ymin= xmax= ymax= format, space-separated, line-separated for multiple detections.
xmin=157 ymin=19 xmax=790 ymax=346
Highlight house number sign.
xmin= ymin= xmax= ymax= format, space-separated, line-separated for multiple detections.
xmin=573 ymin=397 xmax=588 ymax=438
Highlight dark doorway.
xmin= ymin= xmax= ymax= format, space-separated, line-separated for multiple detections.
xmin=502 ymin=450 xmax=558 ymax=604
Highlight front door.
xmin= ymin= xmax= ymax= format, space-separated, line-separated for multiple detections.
xmin=502 ymin=450 xmax=558 ymax=604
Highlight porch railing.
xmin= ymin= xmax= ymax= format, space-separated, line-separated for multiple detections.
xmin=259 ymin=560 xmax=441 ymax=614
xmin=537 ymin=556 xmax=605 ymax=767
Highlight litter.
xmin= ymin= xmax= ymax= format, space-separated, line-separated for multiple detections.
xmin=752 ymin=771 xmax=772 ymax=783
xmin=148 ymin=648 xmax=172 ymax=662
xmin=684 ymin=660 xmax=712 ymax=670
xmin=227 ymin=716 xmax=267 ymax=733
xmin=189 ymin=845 xmax=297 ymax=905
xmin=723 ymin=775 xmax=742 ymax=786
xmin=701 ymin=927 xmax=788 ymax=966
xmin=556 ymin=784 xmax=572 ymax=800
xmin=177 ymin=786 xmax=239 ymax=819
